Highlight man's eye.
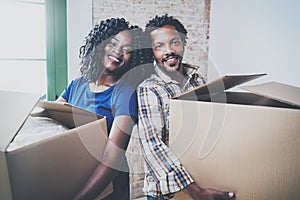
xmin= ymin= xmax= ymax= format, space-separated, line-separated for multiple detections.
xmin=154 ymin=44 xmax=162 ymax=49
xmin=172 ymin=40 xmax=181 ymax=45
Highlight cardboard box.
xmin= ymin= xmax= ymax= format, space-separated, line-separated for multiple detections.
xmin=169 ymin=74 xmax=300 ymax=200
xmin=0 ymin=90 xmax=112 ymax=200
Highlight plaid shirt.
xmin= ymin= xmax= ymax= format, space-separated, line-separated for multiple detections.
xmin=137 ymin=63 xmax=205 ymax=199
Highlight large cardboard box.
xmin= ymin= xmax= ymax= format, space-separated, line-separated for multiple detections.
xmin=169 ymin=74 xmax=300 ymax=200
xmin=0 ymin=90 xmax=112 ymax=200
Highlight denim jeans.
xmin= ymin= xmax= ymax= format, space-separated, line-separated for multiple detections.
xmin=147 ymin=196 xmax=160 ymax=200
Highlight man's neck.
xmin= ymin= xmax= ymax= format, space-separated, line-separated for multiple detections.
xmin=169 ymin=71 xmax=185 ymax=84
xmin=157 ymin=63 xmax=185 ymax=84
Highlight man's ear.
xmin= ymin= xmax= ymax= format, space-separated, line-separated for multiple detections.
xmin=181 ymin=46 xmax=185 ymax=56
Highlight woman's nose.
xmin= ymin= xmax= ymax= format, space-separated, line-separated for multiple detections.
xmin=113 ymin=45 xmax=122 ymax=56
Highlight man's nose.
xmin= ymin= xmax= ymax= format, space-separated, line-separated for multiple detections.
xmin=164 ymin=44 xmax=175 ymax=54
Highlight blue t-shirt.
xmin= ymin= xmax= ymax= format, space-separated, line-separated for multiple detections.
xmin=61 ymin=77 xmax=138 ymax=133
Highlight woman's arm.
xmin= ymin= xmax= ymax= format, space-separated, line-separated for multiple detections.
xmin=74 ymin=115 xmax=135 ymax=200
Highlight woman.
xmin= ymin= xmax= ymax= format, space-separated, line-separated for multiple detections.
xmin=57 ymin=18 xmax=148 ymax=200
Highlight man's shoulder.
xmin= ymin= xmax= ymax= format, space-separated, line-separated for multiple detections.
xmin=182 ymin=63 xmax=207 ymax=83
xmin=138 ymin=73 xmax=163 ymax=89
xmin=182 ymin=63 xmax=200 ymax=71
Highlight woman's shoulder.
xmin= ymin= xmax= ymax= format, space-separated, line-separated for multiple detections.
xmin=65 ymin=77 xmax=89 ymax=92
xmin=69 ymin=76 xmax=89 ymax=86
xmin=111 ymin=80 xmax=137 ymax=107
xmin=72 ymin=76 xmax=88 ymax=83
xmin=111 ymin=80 xmax=137 ymax=100
xmin=115 ymin=80 xmax=136 ymax=92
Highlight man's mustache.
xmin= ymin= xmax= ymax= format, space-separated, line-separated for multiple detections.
xmin=161 ymin=52 xmax=182 ymax=63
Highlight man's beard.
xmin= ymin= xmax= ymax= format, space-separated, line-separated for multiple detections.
xmin=161 ymin=52 xmax=182 ymax=72
xmin=161 ymin=52 xmax=182 ymax=64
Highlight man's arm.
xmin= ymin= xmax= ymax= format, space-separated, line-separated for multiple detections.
xmin=183 ymin=183 xmax=235 ymax=200
xmin=138 ymin=85 xmax=194 ymax=195
xmin=138 ymin=86 xmax=235 ymax=199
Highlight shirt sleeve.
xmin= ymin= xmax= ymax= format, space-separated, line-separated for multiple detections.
xmin=137 ymin=85 xmax=194 ymax=195
xmin=112 ymin=82 xmax=138 ymax=121
xmin=60 ymin=79 xmax=75 ymax=101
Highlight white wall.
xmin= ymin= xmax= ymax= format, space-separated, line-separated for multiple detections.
xmin=208 ymin=0 xmax=300 ymax=87
xmin=67 ymin=0 xmax=300 ymax=88
xmin=67 ymin=0 xmax=92 ymax=81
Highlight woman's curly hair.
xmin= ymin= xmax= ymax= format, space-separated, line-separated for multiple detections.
xmin=79 ymin=18 xmax=152 ymax=84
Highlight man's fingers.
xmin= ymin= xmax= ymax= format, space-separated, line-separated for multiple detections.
xmin=214 ymin=191 xmax=236 ymax=200
xmin=227 ymin=192 xmax=235 ymax=198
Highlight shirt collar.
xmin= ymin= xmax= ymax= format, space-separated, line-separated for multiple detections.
xmin=154 ymin=64 xmax=179 ymax=84
xmin=154 ymin=62 xmax=201 ymax=85
xmin=184 ymin=63 xmax=201 ymax=77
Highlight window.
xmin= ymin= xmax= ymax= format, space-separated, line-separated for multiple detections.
xmin=0 ymin=0 xmax=67 ymax=100
xmin=0 ymin=0 xmax=46 ymax=94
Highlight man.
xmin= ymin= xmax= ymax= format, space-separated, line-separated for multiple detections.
xmin=137 ymin=14 xmax=235 ymax=200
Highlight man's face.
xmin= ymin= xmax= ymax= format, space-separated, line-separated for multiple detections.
xmin=150 ymin=25 xmax=184 ymax=74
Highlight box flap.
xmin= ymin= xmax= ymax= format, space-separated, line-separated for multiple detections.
xmin=0 ymin=152 xmax=12 ymax=199
xmin=175 ymin=73 xmax=266 ymax=100
xmin=37 ymin=100 xmax=102 ymax=116
xmin=0 ymin=90 xmax=41 ymax=152
xmin=240 ymin=81 xmax=300 ymax=107
xmin=37 ymin=101 xmax=104 ymax=128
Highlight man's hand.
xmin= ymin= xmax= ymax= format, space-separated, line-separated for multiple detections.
xmin=183 ymin=182 xmax=235 ymax=200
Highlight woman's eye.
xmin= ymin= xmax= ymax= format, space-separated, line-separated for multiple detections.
xmin=123 ymin=47 xmax=132 ymax=54
xmin=107 ymin=41 xmax=116 ymax=47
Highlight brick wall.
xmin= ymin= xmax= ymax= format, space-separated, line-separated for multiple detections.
xmin=93 ymin=0 xmax=211 ymax=79
xmin=92 ymin=0 xmax=211 ymax=198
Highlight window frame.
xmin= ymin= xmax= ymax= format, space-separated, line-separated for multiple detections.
xmin=46 ymin=0 xmax=67 ymax=100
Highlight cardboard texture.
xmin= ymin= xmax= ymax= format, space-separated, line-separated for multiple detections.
xmin=169 ymin=75 xmax=300 ymax=200
xmin=176 ymin=73 xmax=266 ymax=100
xmin=0 ymin=91 xmax=112 ymax=200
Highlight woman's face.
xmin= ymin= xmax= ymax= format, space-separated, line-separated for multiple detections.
xmin=102 ymin=30 xmax=133 ymax=72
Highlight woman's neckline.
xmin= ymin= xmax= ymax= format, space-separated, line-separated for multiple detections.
xmin=88 ymin=80 xmax=117 ymax=93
